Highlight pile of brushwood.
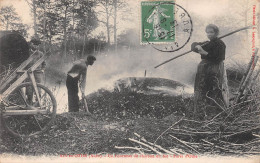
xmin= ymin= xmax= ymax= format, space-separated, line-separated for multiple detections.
xmin=114 ymin=53 xmax=260 ymax=156
xmin=114 ymin=100 xmax=260 ymax=156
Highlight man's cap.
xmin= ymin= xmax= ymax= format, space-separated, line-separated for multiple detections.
xmin=30 ymin=37 xmax=41 ymax=45
xmin=87 ymin=55 xmax=96 ymax=61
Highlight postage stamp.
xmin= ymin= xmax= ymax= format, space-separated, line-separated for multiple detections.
xmin=141 ymin=1 xmax=175 ymax=43
xmin=141 ymin=1 xmax=193 ymax=52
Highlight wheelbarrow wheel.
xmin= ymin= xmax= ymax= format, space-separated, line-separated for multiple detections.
xmin=1 ymin=82 xmax=57 ymax=138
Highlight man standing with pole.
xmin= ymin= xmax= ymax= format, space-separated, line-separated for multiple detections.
xmin=66 ymin=55 xmax=96 ymax=113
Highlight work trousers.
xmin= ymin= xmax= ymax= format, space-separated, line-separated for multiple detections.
xmin=66 ymin=75 xmax=80 ymax=112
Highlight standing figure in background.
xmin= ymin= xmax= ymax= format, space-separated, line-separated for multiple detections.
xmin=66 ymin=55 xmax=96 ymax=112
xmin=29 ymin=37 xmax=46 ymax=84
xmin=26 ymin=37 xmax=46 ymax=104
xmin=191 ymin=24 xmax=229 ymax=115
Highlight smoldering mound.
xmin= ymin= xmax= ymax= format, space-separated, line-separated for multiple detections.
xmin=86 ymin=77 xmax=193 ymax=121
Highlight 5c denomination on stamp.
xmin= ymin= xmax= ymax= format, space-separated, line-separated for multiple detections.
xmin=141 ymin=1 xmax=193 ymax=52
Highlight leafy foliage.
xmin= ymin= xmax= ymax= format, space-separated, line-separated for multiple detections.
xmin=0 ymin=5 xmax=29 ymax=37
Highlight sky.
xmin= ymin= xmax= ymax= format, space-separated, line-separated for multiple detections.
xmin=0 ymin=0 xmax=32 ymax=24
xmin=0 ymin=0 xmax=33 ymax=36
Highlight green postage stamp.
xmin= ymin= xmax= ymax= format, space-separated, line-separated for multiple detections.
xmin=140 ymin=0 xmax=193 ymax=52
xmin=141 ymin=1 xmax=175 ymax=44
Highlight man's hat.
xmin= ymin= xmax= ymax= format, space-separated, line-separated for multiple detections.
xmin=30 ymin=36 xmax=41 ymax=45
xmin=87 ymin=55 xmax=96 ymax=61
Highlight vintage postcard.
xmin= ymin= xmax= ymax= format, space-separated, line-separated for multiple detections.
xmin=0 ymin=0 xmax=259 ymax=162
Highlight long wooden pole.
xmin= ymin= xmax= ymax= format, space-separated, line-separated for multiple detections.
xmin=154 ymin=26 xmax=252 ymax=69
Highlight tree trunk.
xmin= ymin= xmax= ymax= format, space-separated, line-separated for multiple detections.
xmin=113 ymin=0 xmax=117 ymax=52
xmin=63 ymin=7 xmax=68 ymax=58
xmin=49 ymin=36 xmax=52 ymax=44
xmin=6 ymin=21 xmax=9 ymax=30
xmin=106 ymin=0 xmax=110 ymax=45
xmin=72 ymin=0 xmax=76 ymax=53
xmin=32 ymin=0 xmax=38 ymax=37
xmin=98 ymin=42 xmax=101 ymax=54
xmin=43 ymin=1 xmax=47 ymax=53
xmin=82 ymin=5 xmax=89 ymax=58
xmin=82 ymin=34 xmax=86 ymax=57
xmin=94 ymin=43 xmax=96 ymax=54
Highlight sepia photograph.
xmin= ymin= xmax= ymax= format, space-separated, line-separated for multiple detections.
xmin=0 ymin=0 xmax=259 ymax=162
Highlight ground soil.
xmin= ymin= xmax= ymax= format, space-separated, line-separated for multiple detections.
xmin=0 ymin=78 xmax=192 ymax=156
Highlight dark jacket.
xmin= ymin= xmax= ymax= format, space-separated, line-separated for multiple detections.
xmin=191 ymin=38 xmax=226 ymax=63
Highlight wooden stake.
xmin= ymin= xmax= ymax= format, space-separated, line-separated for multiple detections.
xmin=235 ymin=50 xmax=259 ymax=103
xmin=242 ymin=66 xmax=260 ymax=101
xmin=237 ymin=54 xmax=255 ymax=91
